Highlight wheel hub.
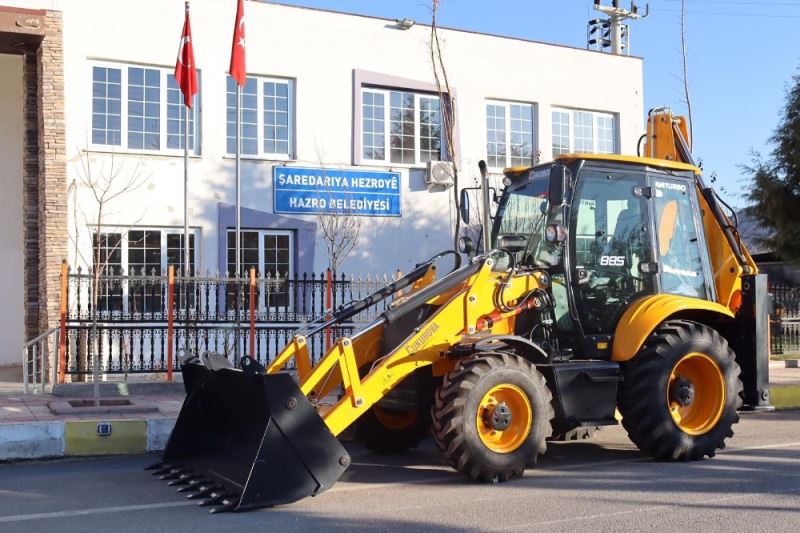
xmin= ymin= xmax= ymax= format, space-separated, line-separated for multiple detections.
xmin=485 ymin=402 xmax=513 ymax=431
xmin=476 ymin=384 xmax=533 ymax=453
xmin=669 ymin=376 xmax=695 ymax=407
xmin=667 ymin=352 xmax=726 ymax=436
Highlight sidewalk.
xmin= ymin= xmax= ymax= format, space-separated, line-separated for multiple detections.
xmin=1 ymin=361 xmax=799 ymax=462
xmin=0 ymin=365 xmax=185 ymax=460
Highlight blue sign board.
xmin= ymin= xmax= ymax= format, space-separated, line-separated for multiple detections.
xmin=273 ymin=166 xmax=401 ymax=217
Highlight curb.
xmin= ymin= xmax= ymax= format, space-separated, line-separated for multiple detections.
xmin=0 ymin=417 xmax=176 ymax=461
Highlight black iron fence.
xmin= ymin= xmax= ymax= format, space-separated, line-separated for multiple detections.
xmin=771 ymin=282 xmax=800 ymax=355
xmin=62 ymin=266 xmax=397 ymax=376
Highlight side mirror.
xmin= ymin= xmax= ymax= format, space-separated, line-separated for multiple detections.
xmin=458 ymin=236 xmax=476 ymax=256
xmin=497 ymin=235 xmax=527 ymax=253
xmin=549 ymin=164 xmax=569 ymax=209
xmin=459 ymin=188 xmax=471 ymax=225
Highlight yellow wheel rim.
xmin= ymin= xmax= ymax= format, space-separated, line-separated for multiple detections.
xmin=476 ymin=384 xmax=532 ymax=453
xmin=373 ymin=406 xmax=418 ymax=431
xmin=667 ymin=352 xmax=726 ymax=435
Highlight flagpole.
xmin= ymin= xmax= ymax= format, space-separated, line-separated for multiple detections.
xmin=235 ymin=85 xmax=241 ymax=278
xmin=235 ymin=83 xmax=241 ymax=361
xmin=184 ymin=99 xmax=190 ymax=279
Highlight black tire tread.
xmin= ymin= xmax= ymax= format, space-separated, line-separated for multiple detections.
xmin=432 ymin=351 xmax=554 ymax=482
xmin=619 ymin=320 xmax=743 ymax=461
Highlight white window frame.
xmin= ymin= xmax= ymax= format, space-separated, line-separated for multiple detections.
xmin=226 ymin=229 xmax=295 ymax=312
xmin=88 ymin=60 xmax=201 ymax=156
xmin=225 ymin=75 xmax=295 ymax=160
xmin=92 ymin=226 xmax=200 ymax=317
xmin=551 ymin=107 xmax=618 ymax=156
xmin=94 ymin=226 xmax=200 ymax=276
xmin=361 ymin=87 xmax=444 ymax=167
xmin=485 ymin=100 xmax=537 ymax=171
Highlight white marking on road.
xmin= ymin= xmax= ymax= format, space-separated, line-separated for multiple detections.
xmin=730 ymin=440 xmax=800 ymax=452
xmin=489 ymin=486 xmax=800 ymax=530
xmin=0 ymin=501 xmax=195 ymax=523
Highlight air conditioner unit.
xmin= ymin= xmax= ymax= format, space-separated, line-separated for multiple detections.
xmin=424 ymin=160 xmax=455 ymax=190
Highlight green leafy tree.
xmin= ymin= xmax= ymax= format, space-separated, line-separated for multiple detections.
xmin=746 ymin=70 xmax=800 ymax=262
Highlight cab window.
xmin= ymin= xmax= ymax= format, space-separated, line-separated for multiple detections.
xmin=652 ymin=177 xmax=709 ymax=299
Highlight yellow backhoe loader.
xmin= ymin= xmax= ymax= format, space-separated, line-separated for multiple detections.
xmin=150 ymin=109 xmax=772 ymax=512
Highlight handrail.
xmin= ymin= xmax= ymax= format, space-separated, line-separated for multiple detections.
xmin=21 ymin=327 xmax=60 ymax=394
xmin=22 ymin=327 xmax=59 ymax=349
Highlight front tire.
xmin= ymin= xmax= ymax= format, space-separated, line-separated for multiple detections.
xmin=432 ymin=352 xmax=553 ymax=482
xmin=619 ymin=320 xmax=743 ymax=461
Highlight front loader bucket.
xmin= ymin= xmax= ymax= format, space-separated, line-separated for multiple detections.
xmin=151 ymin=363 xmax=350 ymax=513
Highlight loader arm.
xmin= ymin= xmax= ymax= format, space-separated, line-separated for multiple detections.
xmin=272 ymin=256 xmax=544 ymax=437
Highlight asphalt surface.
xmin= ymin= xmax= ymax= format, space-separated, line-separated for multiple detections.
xmin=1 ymin=410 xmax=799 ymax=533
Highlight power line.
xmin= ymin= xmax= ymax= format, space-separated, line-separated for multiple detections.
xmin=656 ymin=7 xmax=800 ymax=18
xmin=661 ymin=0 xmax=800 ymax=5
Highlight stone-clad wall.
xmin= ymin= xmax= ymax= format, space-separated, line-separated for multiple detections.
xmin=18 ymin=8 xmax=66 ymax=341
xmin=35 ymin=11 xmax=66 ymax=337
xmin=22 ymin=52 xmax=39 ymax=340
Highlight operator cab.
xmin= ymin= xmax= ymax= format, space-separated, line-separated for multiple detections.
xmin=489 ymin=154 xmax=715 ymax=357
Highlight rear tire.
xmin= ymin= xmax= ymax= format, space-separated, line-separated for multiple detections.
xmin=353 ymin=404 xmax=431 ymax=454
xmin=619 ymin=320 xmax=742 ymax=461
xmin=432 ymin=352 xmax=553 ymax=483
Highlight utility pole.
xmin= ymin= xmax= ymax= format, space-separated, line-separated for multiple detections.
xmin=589 ymin=1 xmax=649 ymax=55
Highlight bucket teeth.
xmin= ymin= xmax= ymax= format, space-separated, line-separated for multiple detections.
xmin=152 ymin=464 xmax=177 ymax=476
xmin=168 ymin=473 xmax=197 ymax=486
xmin=209 ymin=495 xmax=240 ymax=514
xmin=145 ymin=462 xmax=165 ymax=471
xmin=198 ymin=490 xmax=229 ymax=507
xmin=159 ymin=468 xmax=186 ymax=481
xmin=176 ymin=478 xmax=205 ymax=492
xmin=186 ymin=485 xmax=219 ymax=500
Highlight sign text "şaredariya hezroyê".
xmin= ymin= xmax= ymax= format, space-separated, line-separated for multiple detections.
xmin=273 ymin=166 xmax=401 ymax=217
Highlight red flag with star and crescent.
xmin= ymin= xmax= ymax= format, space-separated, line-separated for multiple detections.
xmin=229 ymin=0 xmax=246 ymax=86
xmin=174 ymin=3 xmax=198 ymax=108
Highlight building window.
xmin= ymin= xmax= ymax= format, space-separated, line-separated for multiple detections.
xmin=226 ymin=229 xmax=294 ymax=310
xmin=92 ymin=228 xmax=197 ymax=315
xmin=361 ymin=88 xmax=443 ymax=166
xmin=486 ymin=101 xmax=536 ymax=169
xmin=92 ymin=67 xmax=122 ymax=146
xmin=93 ymin=232 xmax=123 ymax=313
xmin=551 ymin=107 xmax=617 ymax=156
xmin=226 ymin=76 xmax=294 ymax=158
xmin=93 ymin=228 xmax=197 ymax=276
xmin=91 ymin=62 xmax=200 ymax=154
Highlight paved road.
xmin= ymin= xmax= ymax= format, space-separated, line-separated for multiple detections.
xmin=1 ymin=410 xmax=799 ymax=532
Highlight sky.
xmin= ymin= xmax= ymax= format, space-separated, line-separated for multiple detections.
xmin=269 ymin=0 xmax=799 ymax=207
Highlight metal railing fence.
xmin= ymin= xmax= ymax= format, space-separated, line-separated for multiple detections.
xmin=59 ymin=263 xmax=397 ymax=378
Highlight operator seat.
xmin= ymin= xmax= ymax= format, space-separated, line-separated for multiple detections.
xmin=604 ymin=199 xmax=640 ymax=256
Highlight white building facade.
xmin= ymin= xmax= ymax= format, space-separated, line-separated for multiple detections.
xmin=0 ymin=0 xmax=643 ymax=365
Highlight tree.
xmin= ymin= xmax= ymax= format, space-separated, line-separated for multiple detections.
xmin=745 ymin=69 xmax=800 ymax=262
xmin=72 ymin=149 xmax=147 ymax=401
xmin=317 ymin=198 xmax=363 ymax=274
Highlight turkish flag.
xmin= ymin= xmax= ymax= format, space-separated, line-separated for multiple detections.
xmin=229 ymin=0 xmax=246 ymax=86
xmin=174 ymin=5 xmax=198 ymax=108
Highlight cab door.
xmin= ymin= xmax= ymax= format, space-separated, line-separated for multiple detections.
xmin=569 ymin=168 xmax=656 ymax=335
